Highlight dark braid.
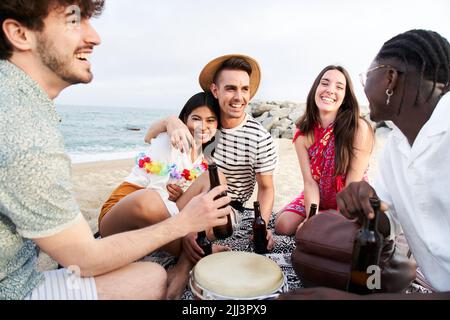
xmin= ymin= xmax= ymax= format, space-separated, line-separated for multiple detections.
xmin=376 ymin=29 xmax=450 ymax=111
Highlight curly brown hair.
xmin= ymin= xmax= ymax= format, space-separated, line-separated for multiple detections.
xmin=0 ymin=0 xmax=105 ymax=59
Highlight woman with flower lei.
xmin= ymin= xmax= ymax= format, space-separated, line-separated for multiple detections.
xmin=97 ymin=92 xmax=229 ymax=298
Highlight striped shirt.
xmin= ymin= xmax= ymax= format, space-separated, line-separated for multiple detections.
xmin=208 ymin=114 xmax=278 ymax=204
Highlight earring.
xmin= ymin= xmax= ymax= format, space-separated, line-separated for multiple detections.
xmin=386 ymin=89 xmax=394 ymax=106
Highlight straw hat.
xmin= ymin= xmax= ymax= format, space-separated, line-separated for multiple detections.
xmin=198 ymin=54 xmax=261 ymax=99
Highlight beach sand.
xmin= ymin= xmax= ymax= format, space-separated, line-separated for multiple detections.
xmin=38 ymin=132 xmax=388 ymax=271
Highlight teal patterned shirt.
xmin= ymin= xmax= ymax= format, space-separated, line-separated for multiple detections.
xmin=0 ymin=60 xmax=82 ymax=300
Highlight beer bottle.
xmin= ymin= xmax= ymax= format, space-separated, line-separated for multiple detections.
xmin=196 ymin=231 xmax=212 ymax=257
xmin=253 ymin=201 xmax=268 ymax=254
xmin=347 ymin=197 xmax=384 ymax=294
xmin=209 ymin=163 xmax=233 ymax=239
xmin=308 ymin=203 xmax=318 ymax=219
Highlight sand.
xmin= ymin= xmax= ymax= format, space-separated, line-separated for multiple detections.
xmin=37 ymin=132 xmax=388 ymax=271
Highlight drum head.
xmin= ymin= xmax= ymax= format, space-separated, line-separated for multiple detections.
xmin=192 ymin=251 xmax=285 ymax=299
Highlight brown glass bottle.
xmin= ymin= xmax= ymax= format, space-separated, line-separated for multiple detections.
xmin=196 ymin=231 xmax=212 ymax=257
xmin=253 ymin=201 xmax=268 ymax=254
xmin=209 ymin=163 xmax=233 ymax=239
xmin=347 ymin=197 xmax=384 ymax=294
xmin=308 ymin=203 xmax=318 ymax=219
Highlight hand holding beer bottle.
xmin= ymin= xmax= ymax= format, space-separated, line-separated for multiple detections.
xmin=347 ymin=197 xmax=384 ymax=294
xmin=209 ymin=163 xmax=233 ymax=239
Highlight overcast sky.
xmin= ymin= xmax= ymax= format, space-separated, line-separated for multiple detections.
xmin=55 ymin=0 xmax=450 ymax=110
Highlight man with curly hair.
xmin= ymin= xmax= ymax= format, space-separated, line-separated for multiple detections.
xmin=0 ymin=0 xmax=231 ymax=300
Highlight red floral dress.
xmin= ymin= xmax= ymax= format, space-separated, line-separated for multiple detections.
xmin=282 ymin=123 xmax=347 ymax=217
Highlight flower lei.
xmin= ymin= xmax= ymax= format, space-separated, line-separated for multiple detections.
xmin=135 ymin=152 xmax=208 ymax=181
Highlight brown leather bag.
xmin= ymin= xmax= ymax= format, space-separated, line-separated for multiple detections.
xmin=291 ymin=210 xmax=417 ymax=293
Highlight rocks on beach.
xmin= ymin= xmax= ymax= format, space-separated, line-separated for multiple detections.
xmin=246 ymin=100 xmax=389 ymax=139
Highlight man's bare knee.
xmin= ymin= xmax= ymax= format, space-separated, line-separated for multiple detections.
xmin=138 ymin=262 xmax=167 ymax=300
xmin=95 ymin=262 xmax=168 ymax=300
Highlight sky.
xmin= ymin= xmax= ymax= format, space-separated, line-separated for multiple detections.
xmin=55 ymin=0 xmax=450 ymax=110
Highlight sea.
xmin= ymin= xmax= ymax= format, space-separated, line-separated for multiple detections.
xmin=56 ymin=105 xmax=178 ymax=164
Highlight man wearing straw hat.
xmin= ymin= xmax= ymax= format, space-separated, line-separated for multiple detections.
xmin=146 ymin=54 xmax=278 ymax=260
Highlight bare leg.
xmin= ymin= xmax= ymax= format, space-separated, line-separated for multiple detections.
xmin=98 ymin=170 xmax=228 ymax=300
xmin=166 ymin=243 xmax=230 ymax=300
xmin=274 ymin=210 xmax=306 ymax=236
xmin=166 ymin=251 xmax=194 ymax=300
xmin=99 ymin=189 xmax=181 ymax=255
xmin=166 ymin=171 xmax=228 ymax=299
xmin=95 ymin=261 xmax=167 ymax=300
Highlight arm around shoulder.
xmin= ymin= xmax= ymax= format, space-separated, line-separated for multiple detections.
xmin=144 ymin=115 xmax=180 ymax=143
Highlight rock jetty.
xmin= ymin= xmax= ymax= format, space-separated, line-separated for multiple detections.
xmin=246 ymin=100 xmax=385 ymax=139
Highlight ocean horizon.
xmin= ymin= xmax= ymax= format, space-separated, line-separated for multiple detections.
xmin=56 ymin=105 xmax=178 ymax=164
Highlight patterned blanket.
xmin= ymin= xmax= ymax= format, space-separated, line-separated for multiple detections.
xmin=142 ymin=208 xmax=432 ymax=298
xmin=142 ymin=208 xmax=303 ymax=300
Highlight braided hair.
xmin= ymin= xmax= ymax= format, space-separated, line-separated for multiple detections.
xmin=376 ymin=29 xmax=450 ymax=114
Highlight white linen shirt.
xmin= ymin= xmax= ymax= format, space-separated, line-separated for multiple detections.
xmin=373 ymin=93 xmax=450 ymax=291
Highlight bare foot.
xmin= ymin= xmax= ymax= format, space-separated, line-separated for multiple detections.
xmin=166 ymin=254 xmax=193 ymax=300
xmin=166 ymin=246 xmax=230 ymax=299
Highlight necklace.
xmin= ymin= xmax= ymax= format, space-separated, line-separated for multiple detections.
xmin=135 ymin=152 xmax=208 ymax=181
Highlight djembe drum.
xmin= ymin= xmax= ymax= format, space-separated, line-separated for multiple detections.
xmin=189 ymin=251 xmax=287 ymax=300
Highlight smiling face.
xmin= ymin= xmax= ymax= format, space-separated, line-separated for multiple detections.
xmin=33 ymin=5 xmax=101 ymax=87
xmin=211 ymin=69 xmax=250 ymax=128
xmin=186 ymin=106 xmax=219 ymax=145
xmin=314 ymin=69 xmax=347 ymax=117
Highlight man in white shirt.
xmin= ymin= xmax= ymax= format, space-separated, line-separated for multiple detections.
xmin=337 ymin=29 xmax=450 ymax=293
xmin=280 ymin=29 xmax=450 ymax=300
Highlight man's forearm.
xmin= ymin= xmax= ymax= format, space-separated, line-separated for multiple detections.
xmin=71 ymin=215 xmax=188 ymax=277
xmin=257 ymin=186 xmax=274 ymax=225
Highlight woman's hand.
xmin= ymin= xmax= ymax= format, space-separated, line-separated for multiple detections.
xmin=167 ymin=184 xmax=184 ymax=202
xmin=266 ymin=229 xmax=275 ymax=251
xmin=182 ymin=232 xmax=204 ymax=264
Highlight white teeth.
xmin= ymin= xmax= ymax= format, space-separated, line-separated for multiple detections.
xmin=75 ymin=53 xmax=90 ymax=60
xmin=231 ymin=104 xmax=243 ymax=108
xmin=322 ymin=97 xmax=334 ymax=103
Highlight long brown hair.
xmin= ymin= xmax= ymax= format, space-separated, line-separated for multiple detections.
xmin=296 ymin=65 xmax=371 ymax=176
